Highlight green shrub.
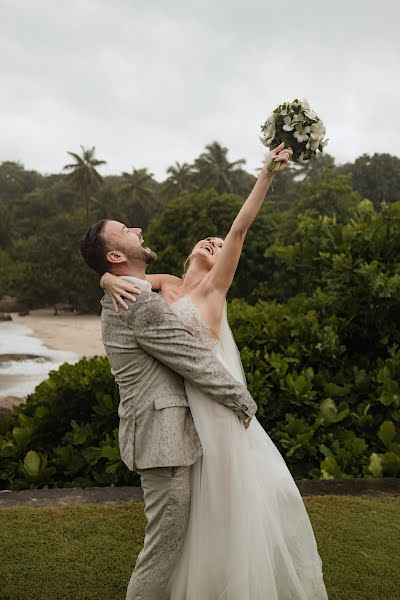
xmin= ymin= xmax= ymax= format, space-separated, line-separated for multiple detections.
xmin=1 ymin=289 xmax=399 ymax=489
xmin=229 ymin=297 xmax=400 ymax=479
xmin=1 ymin=198 xmax=399 ymax=488
xmin=0 ymin=357 xmax=139 ymax=490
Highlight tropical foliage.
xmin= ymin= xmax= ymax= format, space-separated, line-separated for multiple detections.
xmin=0 ymin=145 xmax=400 ymax=488
xmin=118 ymin=167 xmax=159 ymax=228
xmin=63 ymin=146 xmax=106 ymax=226
xmin=0 ymin=358 xmax=138 ymax=490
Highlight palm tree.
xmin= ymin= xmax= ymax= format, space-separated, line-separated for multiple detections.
xmin=193 ymin=141 xmax=246 ymax=193
xmin=162 ymin=162 xmax=194 ymax=199
xmin=63 ymin=146 xmax=106 ymax=225
xmin=119 ymin=168 xmax=156 ymax=228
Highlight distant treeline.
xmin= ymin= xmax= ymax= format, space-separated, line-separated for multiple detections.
xmin=0 ymin=144 xmax=399 ymax=312
xmin=1 ymin=145 xmax=400 ymax=484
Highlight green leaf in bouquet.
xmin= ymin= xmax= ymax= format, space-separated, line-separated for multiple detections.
xmin=377 ymin=420 xmax=396 ymax=448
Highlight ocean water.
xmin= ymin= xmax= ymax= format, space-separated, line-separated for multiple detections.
xmin=0 ymin=321 xmax=78 ymax=399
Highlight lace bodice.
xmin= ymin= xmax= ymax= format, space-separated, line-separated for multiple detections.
xmin=170 ymin=295 xmax=220 ymax=351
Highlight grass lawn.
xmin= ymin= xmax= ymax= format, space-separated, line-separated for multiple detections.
xmin=0 ymin=495 xmax=399 ymax=599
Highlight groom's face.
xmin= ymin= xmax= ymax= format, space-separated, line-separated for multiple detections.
xmin=102 ymin=220 xmax=157 ymax=267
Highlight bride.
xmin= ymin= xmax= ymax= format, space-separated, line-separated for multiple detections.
xmin=101 ymin=142 xmax=329 ymax=599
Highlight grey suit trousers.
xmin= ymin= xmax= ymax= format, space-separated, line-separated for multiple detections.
xmin=126 ymin=465 xmax=192 ymax=600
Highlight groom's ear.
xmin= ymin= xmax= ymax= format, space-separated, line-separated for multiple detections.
xmin=106 ymin=250 xmax=126 ymax=265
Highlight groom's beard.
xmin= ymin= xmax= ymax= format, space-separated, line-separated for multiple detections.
xmin=143 ymin=247 xmax=157 ymax=264
xmin=127 ymin=245 xmax=157 ymax=264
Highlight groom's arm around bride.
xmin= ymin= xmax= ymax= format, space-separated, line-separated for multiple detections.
xmin=101 ymin=281 xmax=257 ymax=473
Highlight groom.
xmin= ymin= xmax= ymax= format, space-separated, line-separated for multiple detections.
xmin=79 ymin=219 xmax=257 ymax=600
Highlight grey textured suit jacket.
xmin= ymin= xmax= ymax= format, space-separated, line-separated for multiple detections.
xmin=100 ymin=284 xmax=257 ymax=471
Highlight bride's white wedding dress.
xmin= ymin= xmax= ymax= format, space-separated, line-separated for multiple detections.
xmin=167 ymin=295 xmax=329 ymax=600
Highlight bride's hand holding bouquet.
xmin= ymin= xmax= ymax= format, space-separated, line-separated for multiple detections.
xmin=262 ymin=142 xmax=293 ymax=176
xmin=260 ymin=98 xmax=328 ymax=172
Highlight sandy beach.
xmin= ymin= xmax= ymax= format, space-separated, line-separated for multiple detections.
xmin=0 ymin=309 xmax=106 ymax=414
xmin=12 ymin=308 xmax=106 ymax=358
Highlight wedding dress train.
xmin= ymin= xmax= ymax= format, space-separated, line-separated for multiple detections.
xmin=168 ymin=296 xmax=329 ymax=600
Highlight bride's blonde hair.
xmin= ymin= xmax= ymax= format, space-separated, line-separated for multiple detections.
xmin=182 ymin=251 xmax=193 ymax=278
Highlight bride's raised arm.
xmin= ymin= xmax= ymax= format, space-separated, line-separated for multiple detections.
xmin=204 ymin=142 xmax=292 ymax=296
xmin=100 ymin=143 xmax=291 ymax=310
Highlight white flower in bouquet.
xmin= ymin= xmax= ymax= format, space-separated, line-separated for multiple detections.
xmin=306 ymin=137 xmax=320 ymax=152
xmin=293 ymin=113 xmax=305 ymax=124
xmin=309 ymin=120 xmax=326 ymax=140
xmin=282 ymin=116 xmax=296 ymax=131
xmin=293 ymin=124 xmax=311 ymax=143
xmin=262 ymin=117 xmax=276 ymax=145
xmin=260 ymin=98 xmax=328 ymax=172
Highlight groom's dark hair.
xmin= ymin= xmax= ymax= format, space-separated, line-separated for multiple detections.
xmin=79 ymin=219 xmax=110 ymax=275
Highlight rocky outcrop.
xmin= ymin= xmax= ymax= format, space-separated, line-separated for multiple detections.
xmin=0 ymin=296 xmax=29 ymax=315
xmin=0 ymin=296 xmax=20 ymax=312
xmin=0 ymin=354 xmax=48 ymax=362
xmin=0 ymin=396 xmax=25 ymax=420
xmin=0 ymin=312 xmax=12 ymax=321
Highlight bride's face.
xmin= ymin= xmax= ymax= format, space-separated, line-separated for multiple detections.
xmin=190 ymin=237 xmax=224 ymax=268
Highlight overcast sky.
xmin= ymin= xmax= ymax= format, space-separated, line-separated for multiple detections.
xmin=1 ymin=0 xmax=399 ymax=180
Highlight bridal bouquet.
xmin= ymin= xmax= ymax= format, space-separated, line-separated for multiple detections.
xmin=260 ymin=99 xmax=328 ymax=172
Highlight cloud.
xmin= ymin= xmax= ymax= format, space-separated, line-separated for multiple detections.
xmin=0 ymin=0 xmax=399 ymax=179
